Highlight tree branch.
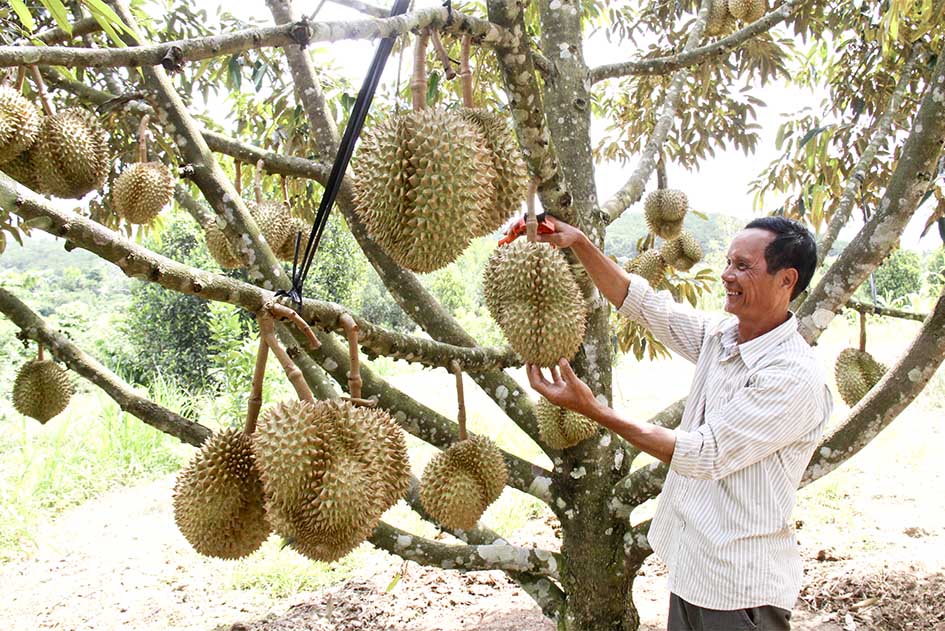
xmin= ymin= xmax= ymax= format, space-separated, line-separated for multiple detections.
xmin=589 ymin=0 xmax=806 ymax=83
xmin=601 ymin=0 xmax=713 ymax=223
xmin=796 ymin=47 xmax=945 ymax=344
xmin=817 ymin=46 xmax=922 ymax=266
xmin=844 ymin=299 xmax=927 ymax=323
xmin=623 ymin=519 xmax=652 ymax=562
xmin=0 ymin=8 xmax=508 ymax=69
xmin=0 ymin=285 xmax=209 ymax=447
xmin=15 ymin=17 xmax=103 ymax=46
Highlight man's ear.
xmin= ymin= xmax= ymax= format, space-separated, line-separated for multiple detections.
xmin=781 ymin=268 xmax=799 ymax=295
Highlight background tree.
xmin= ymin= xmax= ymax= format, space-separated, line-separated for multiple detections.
xmin=1 ymin=1 xmax=944 ymax=630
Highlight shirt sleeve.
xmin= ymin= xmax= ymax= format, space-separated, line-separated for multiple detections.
xmin=670 ymin=365 xmax=828 ymax=480
xmin=617 ymin=273 xmax=714 ymax=364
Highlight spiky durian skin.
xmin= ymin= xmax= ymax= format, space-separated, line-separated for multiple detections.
xmin=483 ymin=240 xmax=588 ymax=367
xmin=660 ymin=232 xmax=703 ymax=271
xmin=112 ymin=162 xmax=175 ymax=224
xmin=1 ymin=151 xmax=38 ymax=190
xmin=353 ymin=109 xmax=495 ymax=273
xmin=643 ymin=189 xmax=686 ymax=240
xmin=0 ymin=86 xmax=41 ymax=166
xmin=205 ymin=223 xmax=245 ymax=269
xmin=745 ymin=0 xmax=766 ymax=21
xmin=173 ymin=429 xmax=270 ymax=559
xmin=275 ymin=216 xmax=310 ymax=261
xmin=458 ymin=108 xmax=528 ymax=236
xmin=250 ymin=199 xmax=292 ymax=254
xmin=727 ymin=0 xmax=751 ymax=20
xmin=253 ymin=399 xmax=410 ymax=563
xmin=625 ymin=249 xmax=666 ymax=288
xmin=419 ymin=435 xmax=508 ymax=530
xmin=32 ymin=108 xmax=109 ymax=199
xmin=535 ymin=398 xmax=597 ymax=450
xmin=12 ymin=358 xmax=74 ymax=423
xmin=834 ymin=348 xmax=887 ymax=407
xmin=706 ymin=0 xmax=731 ymax=35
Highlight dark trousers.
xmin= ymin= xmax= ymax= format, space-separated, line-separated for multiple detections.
xmin=667 ymin=593 xmax=792 ymax=630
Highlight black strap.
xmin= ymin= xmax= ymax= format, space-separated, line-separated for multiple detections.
xmin=277 ymin=0 xmax=412 ymax=307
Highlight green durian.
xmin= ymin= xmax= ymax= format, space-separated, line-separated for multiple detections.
xmin=32 ymin=107 xmax=109 ymax=199
xmin=660 ymin=232 xmax=703 ymax=271
xmin=643 ymin=189 xmax=687 ymax=239
xmin=536 ymin=398 xmax=597 ymax=449
xmin=12 ymin=358 xmax=74 ymax=423
xmin=834 ymin=348 xmax=887 ymax=407
xmin=112 ymin=162 xmax=175 ymax=224
xmin=0 ymin=86 xmax=41 ymax=165
xmin=625 ymin=249 xmax=666 ymax=288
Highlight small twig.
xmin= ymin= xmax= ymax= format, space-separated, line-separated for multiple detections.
xmin=338 ymin=313 xmax=362 ymax=400
xmin=257 ymin=311 xmax=314 ymax=403
xmin=459 ymin=33 xmax=473 ymax=108
xmin=29 ymin=65 xmax=55 ymax=116
xmin=254 ymin=158 xmax=265 ymax=206
xmin=859 ymin=310 xmax=867 ymax=353
xmin=137 ymin=114 xmax=150 ymax=163
xmin=430 ymin=29 xmax=456 ymax=80
xmin=451 ymin=360 xmax=466 ymax=441
xmin=245 ymin=336 xmax=269 ymax=435
xmin=412 ymin=29 xmax=430 ymax=111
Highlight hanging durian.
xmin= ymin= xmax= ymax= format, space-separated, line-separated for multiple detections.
xmin=625 ymin=249 xmax=666 ymax=288
xmin=353 ymin=30 xmax=495 ymax=273
xmin=275 ymin=216 xmax=310 ymax=261
xmin=643 ymin=189 xmax=687 ymax=240
xmin=252 ymin=311 xmax=409 ymax=562
xmin=12 ymin=345 xmax=73 ymax=423
xmin=706 ymin=0 xmax=735 ymax=36
xmin=536 ymin=397 xmax=596 ymax=450
xmin=112 ymin=115 xmax=175 ymax=224
xmin=745 ymin=0 xmax=766 ymax=22
xmin=726 ymin=0 xmax=751 ymax=20
xmin=1 ymin=151 xmax=37 ymax=190
xmin=661 ymin=231 xmax=703 ymax=271
xmin=834 ymin=347 xmax=887 ymax=407
xmin=0 ymin=78 xmax=41 ymax=166
xmin=420 ymin=363 xmax=508 ymax=530
xmin=454 ymin=35 xmax=528 ymax=237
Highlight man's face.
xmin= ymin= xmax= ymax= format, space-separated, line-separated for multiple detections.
xmin=721 ymin=229 xmax=791 ymax=320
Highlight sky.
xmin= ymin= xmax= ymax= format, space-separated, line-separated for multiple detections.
xmin=180 ymin=0 xmax=941 ymax=252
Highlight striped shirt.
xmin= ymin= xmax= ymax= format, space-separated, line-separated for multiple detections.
xmin=618 ymin=274 xmax=832 ymax=611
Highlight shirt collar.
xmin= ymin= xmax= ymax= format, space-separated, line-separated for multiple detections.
xmin=716 ymin=313 xmax=798 ymax=368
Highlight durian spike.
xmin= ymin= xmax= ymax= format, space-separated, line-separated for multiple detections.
xmin=429 ymin=30 xmax=456 ymax=80
xmin=338 ymin=313 xmax=363 ymax=400
xmin=525 ymin=178 xmax=539 ymax=243
xmin=411 ymin=29 xmax=431 ymax=111
xmin=451 ymin=360 xmax=467 ymax=441
xmin=859 ymin=310 xmax=867 ymax=353
xmin=244 ymin=336 xmax=269 ymax=436
xmin=257 ymin=311 xmax=314 ymax=403
xmin=254 ymin=159 xmax=265 ymax=206
xmin=459 ymin=34 xmax=474 ymax=108
xmin=234 ymin=159 xmax=242 ymax=197
xmin=29 ymin=65 xmax=55 ymax=116
xmin=266 ymin=301 xmax=321 ymax=350
xmin=137 ymin=114 xmax=150 ymax=164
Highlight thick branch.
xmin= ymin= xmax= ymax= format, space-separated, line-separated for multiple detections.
xmin=611 ymin=398 xmax=685 ymax=503
xmin=601 ymin=0 xmax=713 ymax=223
xmin=370 ymin=521 xmax=561 ymax=579
xmin=801 ymin=287 xmax=945 ymax=485
xmin=0 ymin=286 xmax=209 ymax=447
xmin=796 ymin=47 xmax=945 ymax=344
xmin=0 ymin=9 xmax=508 ymax=69
xmin=817 ymin=47 xmax=922 ymax=265
xmin=623 ymin=519 xmax=653 ymax=562
xmin=845 ymin=299 xmax=927 ymax=323
xmin=589 ymin=0 xmax=806 ymax=82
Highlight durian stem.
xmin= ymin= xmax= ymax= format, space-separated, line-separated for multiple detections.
xmin=37 ymin=343 xmax=44 ymax=361
xmin=411 ymin=29 xmax=430 ymax=111
xmin=254 ymin=159 xmax=265 ymax=206
xmin=14 ymin=66 xmax=26 ymax=91
xmin=338 ymin=313 xmax=363 ymax=399
xmin=430 ymin=29 xmax=456 ymax=80
xmin=29 ymin=65 xmax=55 ymax=116
xmin=859 ymin=310 xmax=867 ymax=353
xmin=656 ymin=150 xmax=667 ymax=189
xmin=451 ymin=360 xmax=466 ymax=441
xmin=234 ymin=160 xmax=242 ymax=197
xmin=459 ymin=34 xmax=474 ymax=108
xmin=258 ymin=312 xmax=314 ymax=403
xmin=525 ymin=178 xmax=539 ymax=243
xmin=137 ymin=114 xmax=150 ymax=163
xmin=281 ymin=175 xmax=289 ymax=205
xmin=245 ymin=336 xmax=269 ymax=436
xmin=267 ymin=301 xmax=321 ymax=350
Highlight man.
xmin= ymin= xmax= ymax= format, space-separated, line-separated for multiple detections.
xmin=525 ymin=216 xmax=832 ymax=631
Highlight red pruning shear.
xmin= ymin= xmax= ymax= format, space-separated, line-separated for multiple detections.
xmin=498 ymin=212 xmax=557 ymax=246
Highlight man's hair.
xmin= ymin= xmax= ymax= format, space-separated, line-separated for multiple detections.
xmin=743 ymin=216 xmax=817 ymax=300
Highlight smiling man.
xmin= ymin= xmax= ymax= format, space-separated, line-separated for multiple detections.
xmin=525 ymin=216 xmax=832 ymax=631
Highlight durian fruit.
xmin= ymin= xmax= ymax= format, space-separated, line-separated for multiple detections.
xmin=31 ymin=107 xmax=109 ymax=199
xmin=112 ymin=116 xmax=175 ymax=224
xmin=1 ymin=151 xmax=38 ymax=190
xmin=275 ymin=216 xmax=310 ymax=261
xmin=625 ymin=249 xmax=666 ymax=288
xmin=420 ymin=434 xmax=508 ymax=530
xmin=745 ymin=0 xmax=766 ymax=22
xmin=0 ymin=85 xmax=41 ymax=165
xmin=643 ymin=189 xmax=687 ymax=240
xmin=483 ymin=240 xmax=588 ymax=366
xmin=12 ymin=356 xmax=74 ymax=423
xmin=660 ymin=231 xmax=703 ymax=271
xmin=705 ymin=0 xmax=735 ymax=36
xmin=353 ymin=107 xmax=495 ymax=273
xmin=250 ymin=199 xmax=292 ymax=254
xmin=205 ymin=222 xmax=244 ymax=269
xmin=727 ymin=0 xmax=752 ymax=20
xmin=834 ymin=348 xmax=887 ymax=407
xmin=172 ymin=428 xmax=270 ymax=559
xmin=535 ymin=397 xmax=597 ymax=450
xmin=253 ymin=398 xmax=410 ymax=562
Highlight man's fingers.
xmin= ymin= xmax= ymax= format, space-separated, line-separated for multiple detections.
xmin=526 ymin=363 xmax=550 ymax=391
xmin=559 ymin=358 xmax=578 ymax=383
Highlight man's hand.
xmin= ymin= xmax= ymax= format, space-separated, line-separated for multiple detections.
xmin=533 ymin=216 xmax=585 ymax=249
xmin=526 ymin=359 xmax=600 ymax=419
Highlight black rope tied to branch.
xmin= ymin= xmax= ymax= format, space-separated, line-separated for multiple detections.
xmin=277 ymin=0 xmax=412 ymax=307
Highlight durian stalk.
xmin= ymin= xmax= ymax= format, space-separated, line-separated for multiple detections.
xmin=14 ymin=66 xmax=26 ymax=91
xmin=338 ymin=313 xmax=363 ymax=400
xmin=525 ymin=177 xmax=539 ymax=243
xmin=281 ymin=175 xmax=289 ymax=205
xmin=234 ymin=159 xmax=242 ymax=196
xmin=37 ymin=343 xmax=44 ymax=361
xmin=254 ymin=159 xmax=265 ymax=206
xmin=245 ymin=336 xmax=269 ymax=436
xmin=267 ymin=302 xmax=321 ymax=350
xmin=656 ymin=150 xmax=667 ymax=189
xmin=459 ymin=34 xmax=474 ymax=108
xmin=258 ymin=312 xmax=314 ymax=403
xmin=137 ymin=114 xmax=150 ymax=163
xmin=29 ymin=65 xmax=54 ymax=116
xmin=451 ymin=360 xmax=467 ymax=441
xmin=429 ymin=30 xmax=456 ymax=80
xmin=411 ymin=29 xmax=430 ymax=111
xmin=859 ymin=310 xmax=867 ymax=353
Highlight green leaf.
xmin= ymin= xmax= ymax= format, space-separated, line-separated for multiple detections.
xmin=39 ymin=0 xmax=73 ymax=34
xmin=426 ymin=70 xmax=441 ymax=106
xmin=251 ymin=60 xmax=267 ymax=92
xmin=80 ymin=0 xmax=126 ymax=32
xmin=227 ymin=54 xmax=242 ymax=91
xmin=9 ymin=0 xmax=36 ymax=32
xmin=385 ymin=572 xmax=402 ymax=592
